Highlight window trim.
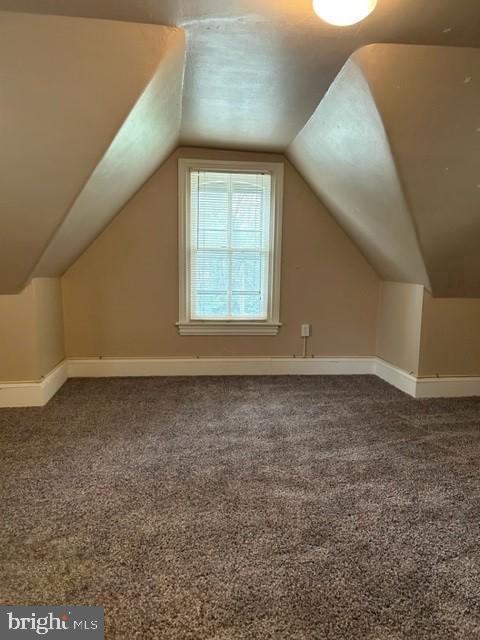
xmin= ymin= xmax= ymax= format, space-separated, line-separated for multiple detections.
xmin=177 ymin=158 xmax=284 ymax=336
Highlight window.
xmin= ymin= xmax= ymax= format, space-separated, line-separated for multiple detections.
xmin=178 ymin=159 xmax=283 ymax=335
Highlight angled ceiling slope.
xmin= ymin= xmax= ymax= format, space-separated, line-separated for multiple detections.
xmin=354 ymin=44 xmax=480 ymax=298
xmin=287 ymin=49 xmax=430 ymax=290
xmin=2 ymin=0 xmax=480 ymax=153
xmin=0 ymin=11 xmax=185 ymax=293
xmin=1 ymin=5 xmax=479 ymax=299
xmin=288 ymin=43 xmax=480 ymax=298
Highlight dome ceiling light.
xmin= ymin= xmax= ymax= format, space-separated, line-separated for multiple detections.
xmin=313 ymin=0 xmax=378 ymax=27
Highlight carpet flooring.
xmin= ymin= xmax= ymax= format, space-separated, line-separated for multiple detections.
xmin=1 ymin=375 xmax=480 ymax=639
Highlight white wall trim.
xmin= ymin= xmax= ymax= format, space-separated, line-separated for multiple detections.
xmin=374 ymin=358 xmax=418 ymax=397
xmin=375 ymin=358 xmax=480 ymax=399
xmin=177 ymin=158 xmax=284 ymax=335
xmin=0 ymin=360 xmax=68 ymax=408
xmin=176 ymin=322 xmax=282 ymax=336
xmin=68 ymin=357 xmax=480 ymax=399
xmin=415 ymin=376 xmax=480 ymax=399
xmin=3 ymin=357 xmax=480 ymax=407
xmin=67 ymin=356 xmax=376 ymax=378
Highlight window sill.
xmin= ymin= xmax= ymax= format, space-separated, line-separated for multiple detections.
xmin=177 ymin=322 xmax=282 ymax=336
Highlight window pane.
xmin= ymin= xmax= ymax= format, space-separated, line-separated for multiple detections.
xmin=194 ymin=294 xmax=229 ymax=318
xmin=231 ymin=230 xmax=262 ymax=250
xmin=196 ymin=181 xmax=229 ymax=249
xmin=232 ymin=191 xmax=262 ymax=230
xmin=231 ymin=294 xmax=264 ymax=317
xmin=193 ymin=251 xmax=228 ymax=292
xmin=231 ymin=252 xmax=263 ymax=293
xmin=190 ymin=169 xmax=272 ymax=321
xmin=197 ymin=228 xmax=228 ymax=249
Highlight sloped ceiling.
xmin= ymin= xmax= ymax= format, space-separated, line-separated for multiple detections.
xmin=0 ymin=11 xmax=185 ymax=292
xmin=354 ymin=44 xmax=480 ymax=297
xmin=288 ymin=43 xmax=480 ymax=298
xmin=34 ymin=25 xmax=185 ymax=277
xmin=287 ymin=54 xmax=431 ymax=290
xmin=2 ymin=0 xmax=480 ymax=151
xmin=0 ymin=2 xmax=480 ymax=296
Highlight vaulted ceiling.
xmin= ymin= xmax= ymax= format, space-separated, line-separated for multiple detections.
xmin=288 ymin=44 xmax=480 ymax=297
xmin=0 ymin=1 xmax=479 ymax=296
xmin=3 ymin=0 xmax=479 ymax=150
xmin=0 ymin=11 xmax=184 ymax=292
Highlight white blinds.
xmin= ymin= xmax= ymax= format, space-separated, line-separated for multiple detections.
xmin=190 ymin=170 xmax=272 ymax=320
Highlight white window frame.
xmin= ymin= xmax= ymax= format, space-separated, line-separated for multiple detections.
xmin=177 ymin=158 xmax=284 ymax=336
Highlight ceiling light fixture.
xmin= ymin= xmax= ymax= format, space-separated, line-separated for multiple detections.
xmin=313 ymin=0 xmax=378 ymax=27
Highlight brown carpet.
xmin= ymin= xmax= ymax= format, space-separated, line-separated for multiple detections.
xmin=1 ymin=375 xmax=480 ymax=639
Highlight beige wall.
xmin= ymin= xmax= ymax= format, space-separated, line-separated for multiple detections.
xmin=62 ymin=147 xmax=380 ymax=359
xmin=32 ymin=278 xmax=65 ymax=377
xmin=376 ymin=285 xmax=480 ymax=377
xmin=419 ymin=292 xmax=480 ymax=376
xmin=0 ymin=278 xmax=64 ymax=382
xmin=0 ymin=283 xmax=38 ymax=381
xmin=376 ymin=282 xmax=424 ymax=375
xmin=3 ymin=174 xmax=480 ymax=382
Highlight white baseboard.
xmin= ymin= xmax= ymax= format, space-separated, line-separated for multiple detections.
xmin=374 ymin=359 xmax=418 ymax=397
xmin=415 ymin=376 xmax=480 ymax=399
xmin=0 ymin=360 xmax=68 ymax=408
xmin=375 ymin=358 xmax=480 ymax=399
xmin=2 ymin=357 xmax=480 ymax=407
xmin=69 ymin=357 xmax=480 ymax=398
xmin=67 ymin=356 xmax=376 ymax=378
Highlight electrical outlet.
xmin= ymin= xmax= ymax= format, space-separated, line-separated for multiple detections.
xmin=301 ymin=324 xmax=311 ymax=338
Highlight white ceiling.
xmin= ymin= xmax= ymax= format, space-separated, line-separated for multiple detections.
xmin=2 ymin=0 xmax=480 ymax=150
